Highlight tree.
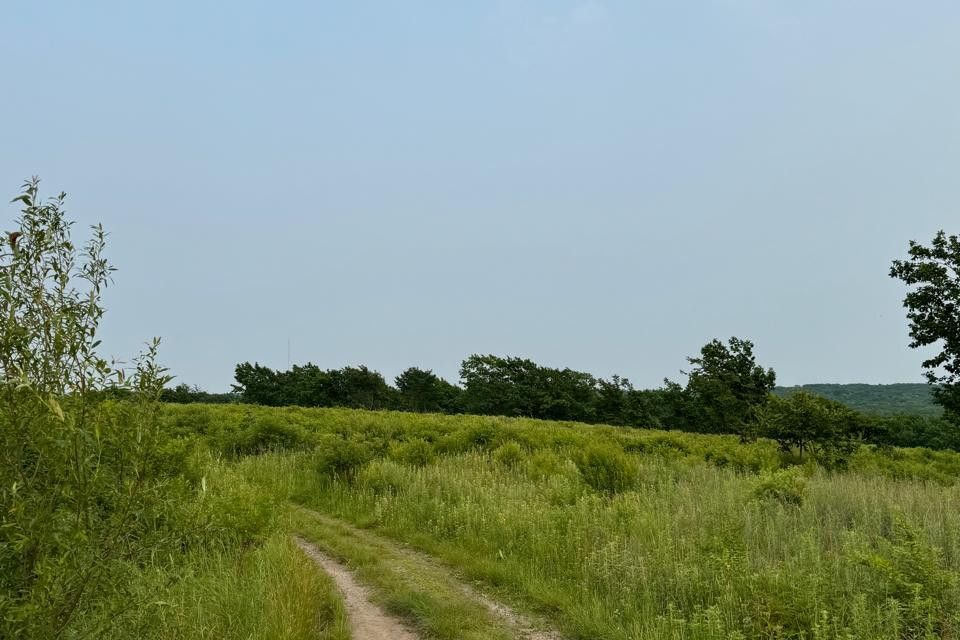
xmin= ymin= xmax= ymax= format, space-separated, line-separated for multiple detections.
xmin=593 ymin=375 xmax=661 ymax=428
xmin=682 ymin=337 xmax=776 ymax=435
xmin=459 ymin=355 xmax=539 ymax=417
xmin=761 ymin=391 xmax=862 ymax=465
xmin=327 ymin=365 xmax=397 ymax=409
xmin=395 ymin=367 xmax=462 ymax=413
xmin=233 ymin=361 xmax=286 ymax=405
xmin=458 ymin=354 xmax=598 ymax=421
xmin=890 ymin=231 xmax=960 ymax=424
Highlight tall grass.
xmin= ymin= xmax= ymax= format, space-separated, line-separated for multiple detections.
xmin=94 ymin=532 xmax=348 ymax=640
xmin=208 ymin=404 xmax=960 ymax=639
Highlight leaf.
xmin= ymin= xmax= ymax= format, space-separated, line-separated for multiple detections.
xmin=47 ymin=395 xmax=65 ymax=422
xmin=9 ymin=194 xmax=32 ymax=206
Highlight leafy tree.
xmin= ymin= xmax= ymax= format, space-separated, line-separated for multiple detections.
xmin=459 ymin=354 xmax=598 ymax=421
xmin=593 ymin=375 xmax=661 ymax=428
xmin=327 ymin=365 xmax=397 ymax=409
xmin=681 ymin=337 xmax=776 ymax=435
xmin=0 ymin=178 xmax=169 ymax=637
xmin=761 ymin=391 xmax=862 ymax=465
xmin=395 ymin=367 xmax=462 ymax=413
xmin=890 ymin=231 xmax=960 ymax=424
xmin=161 ymin=382 xmax=237 ymax=404
xmin=459 ymin=355 xmax=540 ymax=417
xmin=233 ymin=362 xmax=397 ymax=409
xmin=233 ymin=361 xmax=286 ymax=405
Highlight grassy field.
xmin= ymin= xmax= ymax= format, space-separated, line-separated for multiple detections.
xmin=155 ymin=404 xmax=960 ymax=640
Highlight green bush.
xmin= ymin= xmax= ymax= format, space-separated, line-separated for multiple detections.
xmin=525 ymin=450 xmax=565 ymax=480
xmin=575 ymin=443 xmax=637 ymax=494
xmin=853 ymin=515 xmax=958 ymax=636
xmin=222 ymin=411 xmax=313 ymax=456
xmin=389 ymin=439 xmax=436 ymax=467
xmin=752 ymin=468 xmax=807 ymax=506
xmin=199 ymin=468 xmax=276 ymax=545
xmin=314 ymin=436 xmax=374 ymax=478
xmin=493 ymin=441 xmax=525 ymax=468
xmin=0 ymin=181 xmax=173 ymax=638
xmin=358 ymin=460 xmax=410 ymax=496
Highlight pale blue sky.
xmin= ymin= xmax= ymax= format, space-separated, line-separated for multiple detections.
xmin=2 ymin=2 xmax=958 ymax=391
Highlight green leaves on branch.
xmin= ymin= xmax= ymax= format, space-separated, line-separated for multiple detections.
xmin=0 ymin=177 xmax=169 ymax=638
xmin=890 ymin=230 xmax=960 ymax=426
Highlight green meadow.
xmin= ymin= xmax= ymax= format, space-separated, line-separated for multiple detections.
xmin=155 ymin=404 xmax=960 ymax=639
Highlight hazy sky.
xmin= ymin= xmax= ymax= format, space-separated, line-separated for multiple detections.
xmin=2 ymin=2 xmax=958 ymax=391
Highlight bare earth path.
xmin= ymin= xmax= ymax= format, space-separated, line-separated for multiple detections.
xmin=294 ymin=508 xmax=564 ymax=640
xmin=294 ymin=536 xmax=420 ymax=640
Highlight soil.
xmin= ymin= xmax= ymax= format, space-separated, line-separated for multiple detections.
xmin=294 ymin=536 xmax=420 ymax=640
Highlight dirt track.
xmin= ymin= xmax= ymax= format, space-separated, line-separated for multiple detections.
xmin=295 ymin=511 xmax=565 ymax=640
xmin=294 ymin=536 xmax=420 ymax=640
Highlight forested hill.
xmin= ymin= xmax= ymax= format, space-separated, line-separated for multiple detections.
xmin=774 ymin=383 xmax=939 ymax=416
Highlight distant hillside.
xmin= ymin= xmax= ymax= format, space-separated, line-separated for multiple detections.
xmin=774 ymin=383 xmax=940 ymax=416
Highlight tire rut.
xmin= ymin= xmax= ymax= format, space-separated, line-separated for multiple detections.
xmin=296 ymin=508 xmax=565 ymax=640
xmin=294 ymin=536 xmax=420 ymax=640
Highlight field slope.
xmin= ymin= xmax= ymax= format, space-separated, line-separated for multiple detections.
xmin=164 ymin=404 xmax=960 ymax=640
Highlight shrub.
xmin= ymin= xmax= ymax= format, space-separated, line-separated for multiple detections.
xmin=358 ymin=460 xmax=410 ymax=496
xmin=436 ymin=423 xmax=498 ymax=454
xmin=752 ymin=468 xmax=806 ymax=506
xmin=493 ymin=441 xmax=525 ymax=468
xmin=575 ymin=443 xmax=637 ymax=494
xmin=314 ymin=437 xmax=374 ymax=478
xmin=216 ymin=411 xmax=313 ymax=456
xmin=200 ymin=468 xmax=276 ymax=545
xmin=853 ymin=515 xmax=958 ymax=636
xmin=0 ymin=179 xmax=172 ymax=638
xmin=389 ymin=439 xmax=436 ymax=467
xmin=525 ymin=450 xmax=565 ymax=480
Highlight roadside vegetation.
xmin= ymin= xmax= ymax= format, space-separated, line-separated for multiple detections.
xmin=0 ymin=180 xmax=342 ymax=639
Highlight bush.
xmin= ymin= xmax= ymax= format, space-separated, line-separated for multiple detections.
xmin=525 ymin=450 xmax=565 ymax=480
xmin=493 ymin=441 xmax=525 ymax=468
xmin=314 ymin=437 xmax=374 ymax=478
xmin=853 ymin=515 xmax=958 ymax=636
xmin=575 ymin=443 xmax=637 ymax=494
xmin=389 ymin=439 xmax=435 ymax=467
xmin=752 ymin=468 xmax=806 ymax=507
xmin=358 ymin=460 xmax=410 ymax=496
xmin=199 ymin=467 xmax=276 ymax=545
xmin=0 ymin=180 xmax=173 ymax=638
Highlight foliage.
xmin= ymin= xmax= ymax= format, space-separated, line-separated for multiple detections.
xmin=775 ymin=383 xmax=940 ymax=416
xmin=679 ymin=337 xmax=777 ymax=435
xmin=161 ymin=382 xmax=237 ymax=404
xmin=752 ymin=468 xmax=807 ymax=506
xmin=1 ymin=179 xmax=337 ymax=639
xmin=230 ymin=404 xmax=960 ymax=640
xmin=492 ymin=441 xmax=524 ymax=468
xmin=395 ymin=366 xmax=462 ymax=413
xmin=390 ymin=438 xmax=436 ymax=467
xmin=233 ymin=361 xmax=397 ymax=409
xmin=0 ymin=179 xmax=177 ymax=638
xmin=574 ymin=443 xmax=637 ymax=494
xmin=222 ymin=348 xmax=960 ymax=452
xmin=891 ymin=230 xmax=960 ymax=425
xmin=760 ymin=391 xmax=863 ymax=465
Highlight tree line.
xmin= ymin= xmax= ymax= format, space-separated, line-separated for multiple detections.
xmin=166 ymin=228 xmax=960 ymax=458
xmin=218 ymin=337 xmax=960 ymax=458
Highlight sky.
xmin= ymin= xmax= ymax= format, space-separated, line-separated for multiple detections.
xmin=2 ymin=1 xmax=959 ymax=391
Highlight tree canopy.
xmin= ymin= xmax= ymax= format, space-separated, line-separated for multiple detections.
xmin=890 ymin=231 xmax=960 ymax=424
